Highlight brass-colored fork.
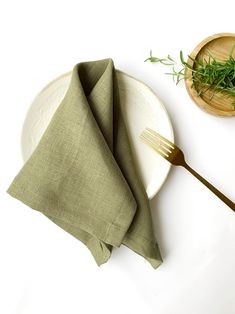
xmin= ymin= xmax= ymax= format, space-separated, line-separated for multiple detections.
xmin=140 ymin=128 xmax=235 ymax=212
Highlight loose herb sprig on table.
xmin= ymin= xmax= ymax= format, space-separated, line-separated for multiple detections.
xmin=145 ymin=48 xmax=235 ymax=109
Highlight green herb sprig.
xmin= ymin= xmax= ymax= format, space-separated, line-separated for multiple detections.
xmin=145 ymin=48 xmax=235 ymax=109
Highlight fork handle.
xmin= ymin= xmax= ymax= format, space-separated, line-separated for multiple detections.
xmin=183 ymin=163 xmax=235 ymax=211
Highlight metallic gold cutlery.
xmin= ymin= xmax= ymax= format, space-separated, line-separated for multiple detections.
xmin=140 ymin=128 xmax=234 ymax=212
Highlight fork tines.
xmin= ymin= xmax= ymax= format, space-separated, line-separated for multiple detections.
xmin=140 ymin=128 xmax=174 ymax=159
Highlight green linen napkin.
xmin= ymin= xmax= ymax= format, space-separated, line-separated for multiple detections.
xmin=7 ymin=58 xmax=163 ymax=268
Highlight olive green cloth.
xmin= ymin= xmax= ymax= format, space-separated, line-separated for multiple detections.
xmin=7 ymin=58 xmax=163 ymax=268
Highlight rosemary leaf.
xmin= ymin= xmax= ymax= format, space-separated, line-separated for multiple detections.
xmin=145 ymin=48 xmax=235 ymax=110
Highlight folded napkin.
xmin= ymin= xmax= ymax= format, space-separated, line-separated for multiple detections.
xmin=7 ymin=58 xmax=163 ymax=268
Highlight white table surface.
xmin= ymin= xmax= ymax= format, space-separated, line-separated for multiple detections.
xmin=1 ymin=1 xmax=235 ymax=313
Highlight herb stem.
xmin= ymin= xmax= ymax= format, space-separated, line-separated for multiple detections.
xmin=145 ymin=48 xmax=235 ymax=109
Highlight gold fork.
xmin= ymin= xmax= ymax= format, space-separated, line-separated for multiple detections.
xmin=140 ymin=128 xmax=235 ymax=212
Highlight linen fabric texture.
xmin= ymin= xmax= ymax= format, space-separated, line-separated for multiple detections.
xmin=7 ymin=59 xmax=163 ymax=268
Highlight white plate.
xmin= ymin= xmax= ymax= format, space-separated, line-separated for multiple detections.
xmin=21 ymin=70 xmax=174 ymax=199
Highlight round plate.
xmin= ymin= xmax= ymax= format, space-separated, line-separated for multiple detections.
xmin=185 ymin=33 xmax=235 ymax=116
xmin=21 ymin=70 xmax=174 ymax=199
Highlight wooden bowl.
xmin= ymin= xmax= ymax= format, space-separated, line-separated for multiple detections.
xmin=184 ymin=33 xmax=235 ymax=117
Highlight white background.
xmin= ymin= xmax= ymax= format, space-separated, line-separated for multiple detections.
xmin=1 ymin=1 xmax=235 ymax=313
